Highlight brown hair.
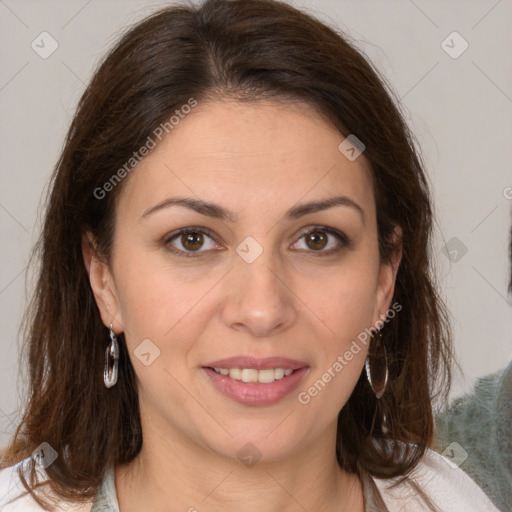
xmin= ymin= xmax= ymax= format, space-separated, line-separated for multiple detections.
xmin=1 ymin=0 xmax=452 ymax=508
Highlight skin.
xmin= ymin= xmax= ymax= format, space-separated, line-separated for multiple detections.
xmin=83 ymin=99 xmax=402 ymax=512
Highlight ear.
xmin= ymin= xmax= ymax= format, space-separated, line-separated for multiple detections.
xmin=373 ymin=225 xmax=402 ymax=322
xmin=82 ymin=231 xmax=124 ymax=333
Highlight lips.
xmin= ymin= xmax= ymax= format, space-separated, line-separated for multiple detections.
xmin=202 ymin=356 xmax=309 ymax=406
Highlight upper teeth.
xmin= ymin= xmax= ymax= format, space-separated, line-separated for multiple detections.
xmin=212 ymin=368 xmax=294 ymax=383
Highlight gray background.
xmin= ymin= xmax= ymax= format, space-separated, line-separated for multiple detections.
xmin=1 ymin=0 xmax=511 ymax=448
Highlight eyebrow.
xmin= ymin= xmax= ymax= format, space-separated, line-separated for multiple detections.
xmin=140 ymin=195 xmax=365 ymax=225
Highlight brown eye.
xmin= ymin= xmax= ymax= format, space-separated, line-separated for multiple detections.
xmin=165 ymin=228 xmax=220 ymax=256
xmin=181 ymin=232 xmax=204 ymax=251
xmin=305 ymin=231 xmax=328 ymax=250
xmin=292 ymin=226 xmax=349 ymax=255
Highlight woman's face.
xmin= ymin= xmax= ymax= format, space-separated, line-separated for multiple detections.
xmin=87 ymin=99 xmax=400 ymax=463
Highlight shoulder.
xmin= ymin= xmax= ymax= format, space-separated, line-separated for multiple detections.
xmin=371 ymin=447 xmax=500 ymax=512
xmin=0 ymin=458 xmax=93 ymax=512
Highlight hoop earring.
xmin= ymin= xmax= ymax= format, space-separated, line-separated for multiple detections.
xmin=365 ymin=329 xmax=388 ymax=399
xmin=104 ymin=323 xmax=119 ymax=388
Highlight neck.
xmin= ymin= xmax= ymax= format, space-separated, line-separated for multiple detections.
xmin=115 ymin=416 xmax=364 ymax=512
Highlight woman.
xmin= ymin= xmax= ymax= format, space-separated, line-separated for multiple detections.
xmin=0 ymin=0 xmax=499 ymax=511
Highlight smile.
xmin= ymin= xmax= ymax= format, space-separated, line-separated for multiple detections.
xmin=202 ymin=356 xmax=309 ymax=406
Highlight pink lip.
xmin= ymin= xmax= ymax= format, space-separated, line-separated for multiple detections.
xmin=204 ymin=356 xmax=307 ymax=370
xmin=202 ymin=356 xmax=309 ymax=406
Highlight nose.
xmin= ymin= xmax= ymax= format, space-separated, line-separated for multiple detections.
xmin=220 ymin=248 xmax=298 ymax=338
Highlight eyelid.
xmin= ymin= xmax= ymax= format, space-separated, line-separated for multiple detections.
xmin=163 ymin=226 xmax=218 ymax=244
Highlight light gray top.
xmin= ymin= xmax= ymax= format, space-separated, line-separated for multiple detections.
xmin=90 ymin=465 xmax=120 ymax=512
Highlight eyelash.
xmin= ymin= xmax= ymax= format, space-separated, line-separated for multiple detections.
xmin=163 ymin=225 xmax=350 ymax=258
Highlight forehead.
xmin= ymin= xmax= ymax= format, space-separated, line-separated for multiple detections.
xmin=116 ymin=99 xmax=375 ymax=222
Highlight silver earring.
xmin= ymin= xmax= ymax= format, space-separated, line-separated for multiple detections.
xmin=104 ymin=323 xmax=119 ymax=388
xmin=365 ymin=329 xmax=388 ymax=399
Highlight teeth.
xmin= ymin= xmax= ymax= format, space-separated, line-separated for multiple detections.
xmin=241 ymin=369 xmax=258 ymax=383
xmin=211 ymin=367 xmax=296 ymax=383
xmin=257 ymin=369 xmax=275 ymax=384
xmin=229 ymin=368 xmax=242 ymax=380
xmin=274 ymin=368 xmax=285 ymax=380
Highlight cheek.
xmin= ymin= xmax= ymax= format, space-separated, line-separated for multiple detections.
xmin=301 ymin=260 xmax=379 ymax=345
xmin=296 ymin=269 xmax=374 ymax=415
xmin=294 ymin=254 xmax=378 ymax=401
xmin=114 ymin=250 xmax=220 ymax=341
xmin=113 ymin=254 xmax=214 ymax=407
